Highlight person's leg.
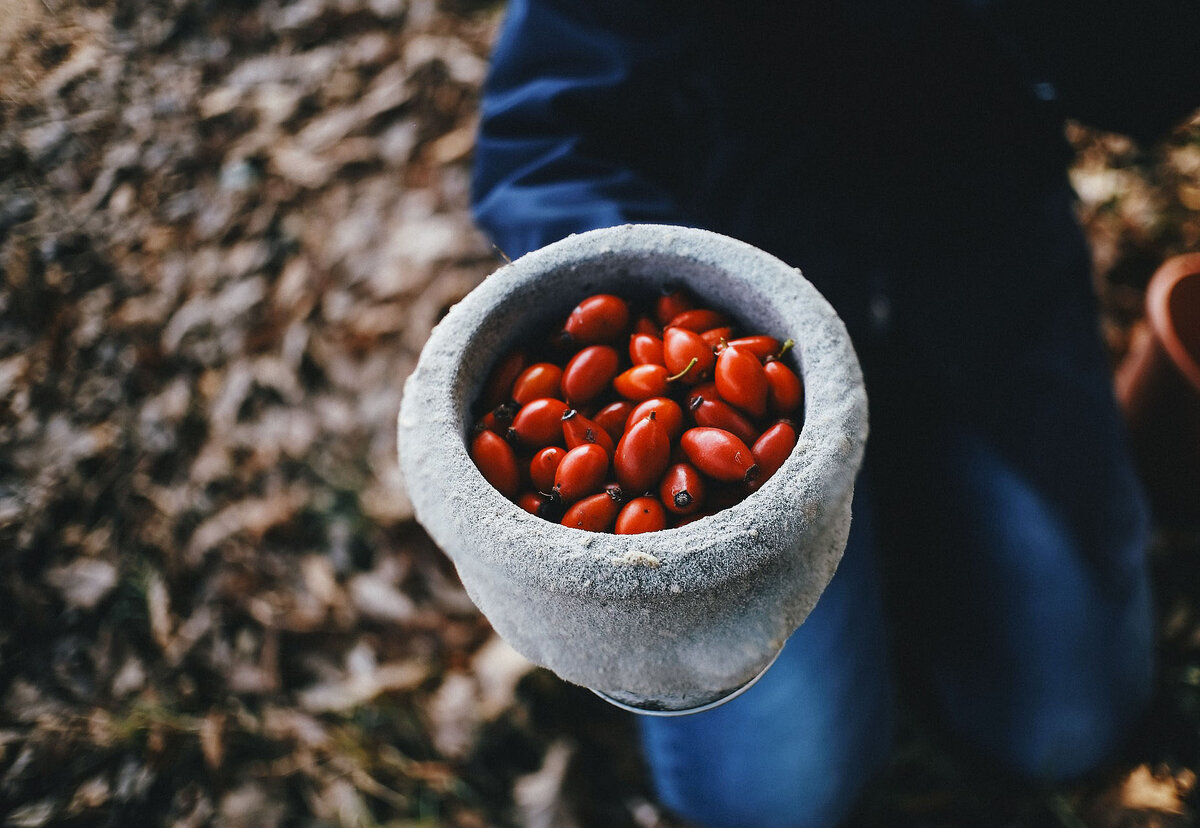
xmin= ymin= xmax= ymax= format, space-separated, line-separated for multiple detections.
xmin=873 ymin=244 xmax=1155 ymax=780
xmin=638 ymin=487 xmax=895 ymax=828
xmin=883 ymin=419 xmax=1153 ymax=779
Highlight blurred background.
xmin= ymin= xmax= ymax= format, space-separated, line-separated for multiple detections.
xmin=0 ymin=1 xmax=1198 ymax=825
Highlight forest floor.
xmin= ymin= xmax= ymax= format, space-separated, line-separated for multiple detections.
xmin=1 ymin=1 xmax=1198 ymax=825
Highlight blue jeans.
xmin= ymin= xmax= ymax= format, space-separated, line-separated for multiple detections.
xmin=638 ymin=192 xmax=1155 ymax=827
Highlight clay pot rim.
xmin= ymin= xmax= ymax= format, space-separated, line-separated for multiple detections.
xmin=397 ymin=224 xmax=867 ymax=600
xmin=1145 ymin=252 xmax=1200 ymax=393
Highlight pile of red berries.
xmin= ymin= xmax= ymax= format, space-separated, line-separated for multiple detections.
xmin=469 ymin=289 xmax=804 ymax=533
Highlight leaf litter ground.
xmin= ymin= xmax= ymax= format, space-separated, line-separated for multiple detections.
xmin=1 ymin=1 xmax=1198 ymax=825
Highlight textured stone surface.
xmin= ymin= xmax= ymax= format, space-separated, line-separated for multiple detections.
xmin=398 ymin=224 xmax=868 ymax=711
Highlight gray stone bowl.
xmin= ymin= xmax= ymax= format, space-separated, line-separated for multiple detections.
xmin=397 ymin=224 xmax=867 ymax=713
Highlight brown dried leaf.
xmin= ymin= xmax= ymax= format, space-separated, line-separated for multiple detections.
xmin=66 ymin=775 xmax=111 ymax=815
xmin=44 ymin=558 xmax=117 ymax=610
xmin=514 ymin=740 xmax=578 ymax=828
xmin=429 ymin=672 xmax=478 ymax=759
xmin=5 ymin=800 xmax=58 ymax=828
xmin=146 ymin=573 xmax=173 ymax=652
xmin=297 ymin=643 xmax=428 ymax=713
xmin=199 ymin=713 xmax=224 ymax=772
xmin=472 ymin=635 xmax=535 ymax=720
xmin=270 ymin=142 xmax=336 ymax=189
xmin=185 ymin=489 xmax=307 ymax=564
xmin=1119 ymin=764 xmax=1186 ymax=814
xmin=218 ymin=782 xmax=285 ymax=828
xmin=348 ymin=572 xmax=417 ymax=625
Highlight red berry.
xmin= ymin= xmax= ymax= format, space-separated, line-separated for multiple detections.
xmin=512 ymin=362 xmax=564 ymax=405
xmin=561 ymin=408 xmax=615 ymax=455
xmin=477 ymin=402 xmax=516 ymax=434
xmin=700 ymin=326 xmax=735 ymax=349
xmin=563 ymin=294 xmax=630 ymax=344
xmin=561 ymin=345 xmax=620 ymax=405
xmin=615 ymin=496 xmax=668 ymax=534
xmin=715 ymin=345 xmax=769 ymax=418
xmin=752 ymin=420 xmax=799 ymax=483
xmin=614 ymin=412 xmax=671 ymax=494
xmin=663 ymin=326 xmax=715 ymax=384
xmin=481 ymin=350 xmax=527 ymax=411
xmin=561 ymin=491 xmax=622 ymax=532
xmin=626 ymin=397 xmax=684 ymax=442
xmin=517 ymin=491 xmax=550 ymax=515
xmin=724 ymin=335 xmax=781 ymax=361
xmin=629 ymin=333 xmax=665 ymax=366
xmin=633 ymin=315 xmax=661 ymax=337
xmin=592 ymin=400 xmax=634 ymax=443
xmin=508 ymin=397 xmax=569 ymax=448
xmin=529 ymin=446 xmax=567 ymax=493
xmin=659 ymin=462 xmax=706 ymax=515
xmin=553 ymin=443 xmax=610 ymax=503
xmin=688 ymin=391 xmax=759 ymax=447
xmin=668 ymin=308 xmax=728 ymax=333
xmin=764 ymin=359 xmax=804 ymax=416
xmin=654 ymin=289 xmax=695 ymax=327
xmin=680 ymin=427 xmax=758 ymax=483
xmin=470 ymin=430 xmax=520 ymax=498
xmin=613 ymin=364 xmax=670 ymax=401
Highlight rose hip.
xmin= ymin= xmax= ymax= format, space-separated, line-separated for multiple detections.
xmin=668 ymin=308 xmax=728 ymax=333
xmin=553 ymin=443 xmax=610 ymax=503
xmin=663 ymin=326 xmax=715 ymax=384
xmin=659 ymin=462 xmax=706 ymax=515
xmin=561 ymin=490 xmax=622 ymax=532
xmin=481 ymin=350 xmax=527 ymax=411
xmin=626 ymin=397 xmax=684 ymax=442
xmin=615 ymin=412 xmax=671 ymax=494
xmin=715 ymin=344 xmax=769 ymax=418
xmin=633 ymin=316 xmax=660 ymax=337
xmin=613 ymin=364 xmax=670 ymax=401
xmin=471 ymin=430 xmax=520 ymax=498
xmin=593 ymin=400 xmax=635 ymax=443
xmin=629 ymin=333 xmax=665 ymax=366
xmin=764 ymin=359 xmax=804 ymax=416
xmin=752 ymin=420 xmax=799 ymax=483
xmin=687 ymin=390 xmax=759 ymax=447
xmin=724 ymin=335 xmax=781 ymax=360
xmin=530 ymin=446 xmax=567 ymax=493
xmin=561 ymin=345 xmax=620 ymax=405
xmin=517 ymin=491 xmax=550 ymax=515
xmin=563 ymin=294 xmax=630 ymax=344
xmin=700 ymin=326 xmax=735 ymax=349
xmin=680 ymin=427 xmax=758 ymax=483
xmin=508 ymin=397 xmax=569 ymax=448
xmin=512 ymin=362 xmax=564 ymax=405
xmin=654 ymin=289 xmax=694 ymax=326
xmin=615 ymin=496 xmax=668 ymax=534
xmin=561 ymin=408 xmax=615 ymax=455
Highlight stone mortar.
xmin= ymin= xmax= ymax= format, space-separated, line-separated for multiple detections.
xmin=397 ymin=224 xmax=867 ymax=711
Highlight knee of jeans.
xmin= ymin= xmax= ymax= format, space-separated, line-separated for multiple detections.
xmin=653 ymin=756 xmax=885 ymax=828
xmin=993 ymin=676 xmax=1152 ymax=781
xmin=643 ymin=708 xmax=893 ymax=828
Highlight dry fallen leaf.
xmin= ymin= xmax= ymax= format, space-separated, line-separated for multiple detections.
xmin=44 ymin=558 xmax=117 ymax=610
xmin=514 ymin=740 xmax=578 ymax=828
xmin=1119 ymin=764 xmax=1186 ymax=814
